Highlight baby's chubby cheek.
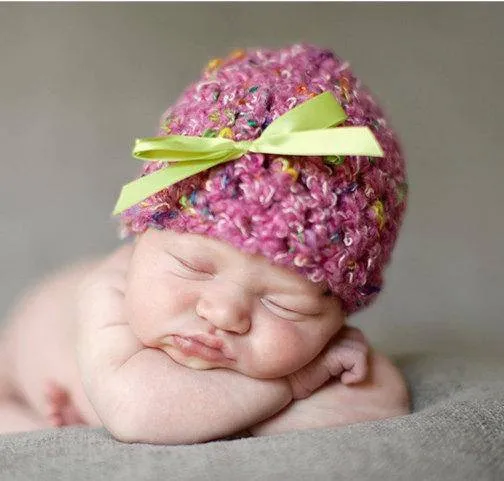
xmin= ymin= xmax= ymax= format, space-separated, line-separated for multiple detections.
xmin=122 ymin=282 xmax=161 ymax=347
xmin=247 ymin=330 xmax=314 ymax=379
xmin=123 ymin=283 xmax=154 ymax=345
xmin=123 ymin=271 xmax=197 ymax=348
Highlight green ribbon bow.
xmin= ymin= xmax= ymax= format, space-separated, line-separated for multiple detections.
xmin=113 ymin=91 xmax=384 ymax=215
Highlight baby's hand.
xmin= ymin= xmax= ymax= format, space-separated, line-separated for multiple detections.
xmin=287 ymin=326 xmax=369 ymax=400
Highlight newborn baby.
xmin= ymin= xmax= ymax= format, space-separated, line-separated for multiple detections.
xmin=0 ymin=44 xmax=411 ymax=443
xmin=0 ymin=229 xmax=408 ymax=442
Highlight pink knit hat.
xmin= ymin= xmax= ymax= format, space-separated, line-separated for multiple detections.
xmin=117 ymin=44 xmax=408 ymax=315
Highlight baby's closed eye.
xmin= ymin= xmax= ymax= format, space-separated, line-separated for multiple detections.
xmin=260 ymin=297 xmax=321 ymax=321
xmin=168 ymin=253 xmax=214 ymax=279
xmin=165 ymin=250 xmax=323 ymax=320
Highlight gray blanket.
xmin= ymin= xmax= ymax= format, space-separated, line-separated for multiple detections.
xmin=1 ymin=353 xmax=503 ymax=481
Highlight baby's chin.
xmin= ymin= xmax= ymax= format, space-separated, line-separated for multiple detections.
xmin=159 ymin=345 xmax=290 ymax=378
xmin=174 ymin=356 xmax=215 ymax=370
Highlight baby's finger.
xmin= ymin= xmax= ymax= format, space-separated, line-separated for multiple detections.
xmin=337 ymin=348 xmax=369 ymax=385
xmin=288 ymin=346 xmax=348 ymax=400
xmin=336 ymin=338 xmax=369 ymax=354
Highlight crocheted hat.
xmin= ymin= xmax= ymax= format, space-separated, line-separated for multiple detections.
xmin=117 ymin=44 xmax=408 ymax=314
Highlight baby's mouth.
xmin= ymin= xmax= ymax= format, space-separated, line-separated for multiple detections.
xmin=165 ymin=335 xmax=234 ymax=363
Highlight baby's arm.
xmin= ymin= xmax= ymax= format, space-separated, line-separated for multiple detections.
xmin=251 ymin=328 xmax=410 ymax=436
xmin=100 ymin=348 xmax=291 ymax=444
xmin=76 ymin=245 xmax=292 ymax=444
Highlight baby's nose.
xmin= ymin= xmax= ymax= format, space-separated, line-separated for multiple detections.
xmin=195 ymin=283 xmax=252 ymax=334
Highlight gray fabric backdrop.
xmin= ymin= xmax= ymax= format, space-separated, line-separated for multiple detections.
xmin=1 ymin=3 xmax=503 ymax=356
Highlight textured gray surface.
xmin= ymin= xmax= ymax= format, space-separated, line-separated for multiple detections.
xmin=1 ymin=353 xmax=503 ymax=481
xmin=1 ymin=4 xmax=504 ymax=355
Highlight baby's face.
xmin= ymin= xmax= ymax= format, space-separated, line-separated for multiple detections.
xmin=125 ymin=229 xmax=344 ymax=379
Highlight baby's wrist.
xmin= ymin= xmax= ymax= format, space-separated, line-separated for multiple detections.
xmin=286 ymin=372 xmax=315 ymax=401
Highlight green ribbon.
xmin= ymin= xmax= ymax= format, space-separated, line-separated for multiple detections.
xmin=113 ymin=91 xmax=384 ymax=215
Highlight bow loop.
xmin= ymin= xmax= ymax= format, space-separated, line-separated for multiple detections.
xmin=133 ymin=136 xmax=242 ymax=163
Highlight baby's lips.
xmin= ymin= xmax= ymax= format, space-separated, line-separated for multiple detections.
xmin=162 ymin=334 xmax=236 ymax=362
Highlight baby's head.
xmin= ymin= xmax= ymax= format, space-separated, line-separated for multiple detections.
xmin=115 ymin=44 xmax=408 ymax=378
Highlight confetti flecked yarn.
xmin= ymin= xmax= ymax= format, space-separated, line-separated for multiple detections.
xmin=118 ymin=44 xmax=408 ymax=315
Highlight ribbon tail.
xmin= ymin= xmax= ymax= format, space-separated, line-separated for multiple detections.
xmin=113 ymin=158 xmax=228 ymax=215
xmin=254 ymin=127 xmax=384 ymax=157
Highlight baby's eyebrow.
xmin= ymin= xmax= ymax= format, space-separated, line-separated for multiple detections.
xmin=267 ymin=270 xmax=329 ymax=295
xmin=265 ymin=278 xmax=324 ymax=302
xmin=169 ymin=249 xmax=215 ymax=270
xmin=169 ymin=238 xmax=326 ymax=296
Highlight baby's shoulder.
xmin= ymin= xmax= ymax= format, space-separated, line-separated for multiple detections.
xmin=38 ymin=243 xmax=132 ymax=297
xmin=3 ymin=251 xmax=111 ymax=342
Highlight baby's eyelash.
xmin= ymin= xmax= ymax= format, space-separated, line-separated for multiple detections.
xmin=262 ymin=298 xmax=295 ymax=313
xmin=170 ymin=254 xmax=207 ymax=274
xmin=261 ymin=298 xmax=316 ymax=319
xmin=261 ymin=298 xmax=295 ymax=318
xmin=178 ymin=259 xmax=200 ymax=272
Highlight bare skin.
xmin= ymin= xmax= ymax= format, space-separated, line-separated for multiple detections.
xmin=0 ymin=231 xmax=410 ymax=441
xmin=0 ymin=259 xmax=103 ymax=433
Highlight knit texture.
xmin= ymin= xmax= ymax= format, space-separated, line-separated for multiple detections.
xmin=118 ymin=44 xmax=408 ymax=314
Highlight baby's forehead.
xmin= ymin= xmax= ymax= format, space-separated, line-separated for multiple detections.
xmin=164 ymin=229 xmax=286 ymax=272
xmin=145 ymin=229 xmax=327 ymax=295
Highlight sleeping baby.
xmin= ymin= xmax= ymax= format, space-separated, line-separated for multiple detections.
xmin=0 ymin=44 xmax=410 ymax=443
